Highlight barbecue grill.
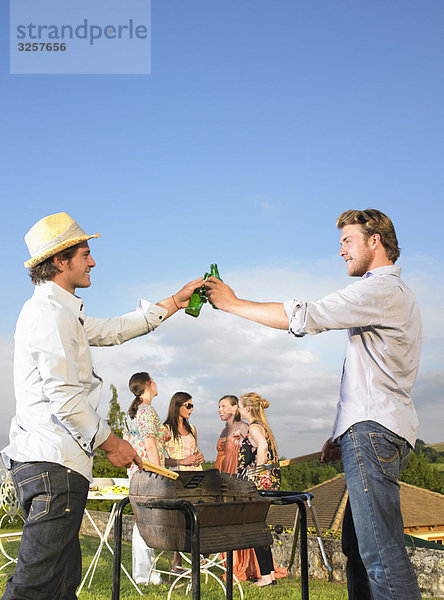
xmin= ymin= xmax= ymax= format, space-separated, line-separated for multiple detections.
xmin=112 ymin=468 xmax=312 ymax=600
xmin=129 ymin=468 xmax=273 ymax=554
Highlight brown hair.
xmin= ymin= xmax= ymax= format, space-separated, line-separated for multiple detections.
xmin=128 ymin=372 xmax=152 ymax=418
xmin=28 ymin=245 xmax=79 ymax=285
xmin=219 ymin=395 xmax=241 ymax=422
xmin=240 ymin=392 xmax=278 ymax=461
xmin=336 ymin=208 xmax=400 ymax=263
xmin=164 ymin=392 xmax=194 ymax=441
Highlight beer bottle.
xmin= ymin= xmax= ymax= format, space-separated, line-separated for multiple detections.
xmin=185 ymin=272 xmax=210 ymax=318
xmin=209 ymin=263 xmax=222 ymax=310
xmin=185 ymin=265 xmax=221 ymax=317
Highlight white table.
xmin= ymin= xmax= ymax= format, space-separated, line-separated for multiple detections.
xmin=78 ymin=479 xmax=142 ymax=596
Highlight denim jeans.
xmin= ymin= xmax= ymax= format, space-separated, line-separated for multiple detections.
xmin=2 ymin=461 xmax=89 ymax=600
xmin=341 ymin=421 xmax=422 ymax=600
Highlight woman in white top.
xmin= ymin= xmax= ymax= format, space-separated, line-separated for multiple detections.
xmin=164 ymin=392 xmax=204 ymax=571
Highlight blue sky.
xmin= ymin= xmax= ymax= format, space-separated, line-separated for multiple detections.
xmin=1 ymin=1 xmax=443 ymax=460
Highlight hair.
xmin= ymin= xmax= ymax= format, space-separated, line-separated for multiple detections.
xmin=164 ymin=392 xmax=194 ymax=441
xmin=218 ymin=395 xmax=241 ymax=422
xmin=239 ymin=392 xmax=278 ymax=461
xmin=336 ymin=208 xmax=400 ymax=263
xmin=28 ymin=244 xmax=80 ymax=285
xmin=128 ymin=372 xmax=152 ymax=419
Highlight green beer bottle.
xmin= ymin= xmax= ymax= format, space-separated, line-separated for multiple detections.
xmin=209 ymin=263 xmax=222 ymax=310
xmin=185 ymin=264 xmax=222 ymax=317
xmin=185 ymin=272 xmax=210 ymax=318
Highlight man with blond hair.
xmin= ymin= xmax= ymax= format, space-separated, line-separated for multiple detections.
xmin=2 ymin=212 xmax=201 ymax=599
xmin=206 ymin=209 xmax=422 ymax=600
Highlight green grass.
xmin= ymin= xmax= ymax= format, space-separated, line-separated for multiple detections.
xmin=0 ymin=534 xmax=348 ymax=599
xmin=0 ymin=534 xmax=435 ymax=599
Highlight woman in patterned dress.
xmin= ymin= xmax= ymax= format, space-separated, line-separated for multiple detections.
xmin=164 ymin=392 xmax=204 ymax=572
xmin=124 ymin=371 xmax=171 ymax=585
xmin=237 ymin=392 xmax=283 ymax=588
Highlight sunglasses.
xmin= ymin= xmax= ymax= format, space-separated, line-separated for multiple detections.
xmin=182 ymin=403 xmax=194 ymax=410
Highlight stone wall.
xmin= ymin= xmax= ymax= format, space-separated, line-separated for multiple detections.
xmin=81 ymin=509 xmax=135 ymax=544
xmin=81 ymin=511 xmax=444 ymax=598
xmin=271 ymin=532 xmax=444 ymax=599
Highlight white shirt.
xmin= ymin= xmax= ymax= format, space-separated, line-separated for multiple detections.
xmin=284 ymin=266 xmax=421 ymax=448
xmin=2 ymin=281 xmax=167 ymax=481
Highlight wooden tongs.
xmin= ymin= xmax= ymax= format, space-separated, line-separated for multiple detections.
xmin=141 ymin=459 xmax=179 ymax=480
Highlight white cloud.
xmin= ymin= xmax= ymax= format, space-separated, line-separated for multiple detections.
xmin=1 ymin=259 xmax=443 ymax=462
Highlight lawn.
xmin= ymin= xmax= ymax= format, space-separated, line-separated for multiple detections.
xmin=0 ymin=534 xmax=348 ymax=599
xmin=0 ymin=534 xmax=435 ymax=599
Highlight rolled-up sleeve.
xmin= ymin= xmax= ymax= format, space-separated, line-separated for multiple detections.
xmin=285 ymin=278 xmax=387 ymax=337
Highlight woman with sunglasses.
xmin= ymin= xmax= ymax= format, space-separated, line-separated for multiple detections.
xmin=164 ymin=392 xmax=204 ymax=572
xmin=164 ymin=392 xmax=204 ymax=471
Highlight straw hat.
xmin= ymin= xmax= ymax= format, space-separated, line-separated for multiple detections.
xmin=24 ymin=212 xmax=100 ymax=268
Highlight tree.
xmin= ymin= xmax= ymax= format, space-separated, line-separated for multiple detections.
xmin=414 ymin=439 xmax=444 ymax=464
xmin=280 ymin=459 xmax=343 ymax=492
xmin=400 ymin=451 xmax=444 ymax=494
xmin=92 ymin=384 xmax=127 ymax=479
xmin=107 ymin=384 xmax=126 ymax=438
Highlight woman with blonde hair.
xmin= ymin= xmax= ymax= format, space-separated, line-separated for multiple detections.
xmin=237 ymin=392 xmax=283 ymax=587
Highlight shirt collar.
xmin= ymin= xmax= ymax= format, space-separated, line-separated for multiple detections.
xmin=363 ymin=265 xmax=401 ymax=279
xmin=34 ymin=281 xmax=84 ymax=319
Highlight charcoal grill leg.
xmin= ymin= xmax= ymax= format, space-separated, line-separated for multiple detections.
xmin=296 ymin=498 xmax=309 ymax=600
xmin=112 ymin=497 xmax=130 ymax=600
xmin=189 ymin=511 xmax=201 ymax=600
xmin=226 ymin=551 xmax=233 ymax=600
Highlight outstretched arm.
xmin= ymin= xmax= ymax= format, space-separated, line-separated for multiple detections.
xmin=205 ymin=277 xmax=289 ymax=330
xmin=157 ymin=277 xmax=204 ymax=321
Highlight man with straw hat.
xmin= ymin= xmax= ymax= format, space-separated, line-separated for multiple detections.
xmin=1 ymin=212 xmax=202 ymax=599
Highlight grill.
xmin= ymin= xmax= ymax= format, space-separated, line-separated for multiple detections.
xmin=112 ymin=468 xmax=312 ymax=600
xmin=129 ymin=468 xmax=273 ymax=554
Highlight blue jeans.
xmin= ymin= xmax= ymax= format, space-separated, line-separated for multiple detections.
xmin=341 ymin=421 xmax=421 ymax=600
xmin=2 ymin=461 xmax=89 ymax=600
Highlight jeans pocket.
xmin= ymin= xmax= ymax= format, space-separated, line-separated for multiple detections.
xmin=369 ymin=432 xmax=401 ymax=481
xmin=18 ymin=472 xmax=51 ymax=522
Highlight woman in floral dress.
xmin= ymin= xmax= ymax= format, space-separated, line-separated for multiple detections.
xmin=124 ymin=371 xmax=171 ymax=585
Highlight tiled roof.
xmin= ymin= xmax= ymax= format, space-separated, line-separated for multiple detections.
xmin=266 ymin=474 xmax=347 ymax=531
xmin=266 ymin=474 xmax=444 ymax=532
xmin=400 ymin=481 xmax=444 ymax=528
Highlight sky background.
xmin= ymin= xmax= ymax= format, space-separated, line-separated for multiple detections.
xmin=1 ymin=0 xmax=443 ymax=461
